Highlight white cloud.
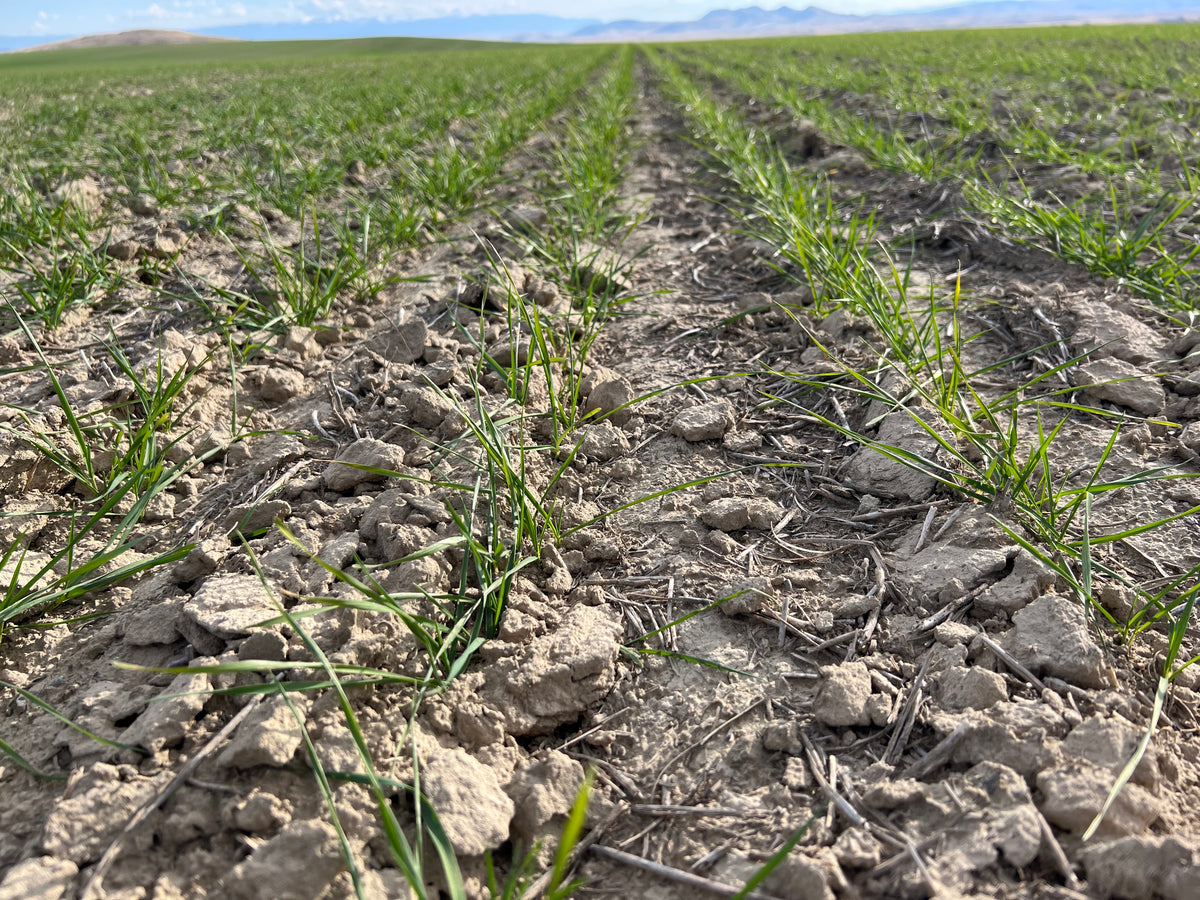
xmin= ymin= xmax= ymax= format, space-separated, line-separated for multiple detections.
xmin=29 ymin=8 xmax=62 ymax=32
xmin=146 ymin=3 xmax=169 ymax=17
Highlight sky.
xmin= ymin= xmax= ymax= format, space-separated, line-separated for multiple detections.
xmin=6 ymin=0 xmax=944 ymax=35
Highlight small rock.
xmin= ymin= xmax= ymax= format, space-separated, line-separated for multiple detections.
xmin=813 ymin=661 xmax=872 ymax=727
xmin=1081 ymin=835 xmax=1200 ymax=900
xmin=933 ymin=621 xmax=977 ymax=646
xmin=401 ymin=386 xmax=457 ymax=429
xmin=105 ymin=239 xmax=141 ymax=261
xmin=255 ymin=367 xmax=306 ymax=402
xmin=238 ymin=630 xmax=288 ymax=662
xmin=937 ymin=666 xmax=1008 ymax=710
xmin=0 ymin=549 xmax=55 ymax=603
xmin=834 ymin=594 xmax=879 ymax=619
xmin=736 ymin=291 xmax=773 ymax=314
xmin=761 ymin=721 xmax=804 ymax=754
xmin=892 ymin=542 xmax=1011 ymax=602
xmin=1075 ymin=358 xmax=1164 ymax=415
xmin=221 ymin=499 xmax=292 ymax=536
xmin=42 ymin=764 xmax=163 ymax=863
xmin=976 ymin=549 xmax=1056 ymax=614
xmin=834 ymin=827 xmax=882 ymax=869
xmin=707 ymin=529 xmax=741 ymax=555
xmin=0 ymin=857 xmax=78 ymax=900
xmin=721 ymin=576 xmax=772 ymax=616
xmin=117 ymin=671 xmax=209 ymax=752
xmin=862 ymin=778 xmax=927 ymax=810
xmin=1001 ymin=595 xmax=1107 ymax=688
xmin=177 ymin=574 xmax=280 ymax=656
xmin=967 ymin=759 xmax=1033 ymax=805
xmin=278 ymin=326 xmax=321 ymax=359
xmin=1037 ymin=760 xmax=1160 ymax=837
xmin=323 ymin=438 xmax=406 ymax=492
xmin=0 ymin=335 xmax=24 ymax=365
xmin=783 ymin=756 xmax=810 ymax=790
xmin=507 ymin=751 xmax=585 ymax=843
xmin=486 ymin=337 xmax=532 ymax=368
xmin=124 ymin=600 xmax=183 ymax=646
xmin=1173 ymin=373 xmax=1200 ymax=397
xmin=584 ymin=536 xmax=622 ymax=561
xmin=701 ymin=497 xmax=785 ymax=532
xmin=723 ymin=430 xmax=763 ymax=453
xmin=843 ymin=411 xmax=940 ymax=501
xmin=983 ymin=804 xmax=1043 ymax=868
xmin=576 ymin=422 xmax=629 ymax=462
xmin=582 ymin=372 xmax=635 ymax=425
xmin=484 ymin=604 xmax=622 ymax=735
xmin=368 ymin=317 xmax=428 ymax=364
xmin=128 ymin=194 xmax=159 ymax=216
xmin=149 ymin=226 xmax=188 ymax=259
xmin=217 ymin=695 xmax=307 ymax=769
xmin=307 ymin=723 xmax=361 ymax=776
xmin=1063 ymin=714 xmax=1159 ymax=789
xmin=670 ymin=400 xmax=736 ymax=441
xmin=1070 ymin=302 xmax=1166 ymax=366
xmin=1169 ymin=327 xmax=1200 ymax=357
xmin=316 ymin=532 xmax=360 ymax=570
xmin=931 ymin=701 xmax=1067 ymax=776
xmin=223 ymin=820 xmax=343 ymax=900
xmin=50 ymin=178 xmax=102 ymax=215
xmin=541 ymin=546 xmax=572 ymax=596
xmin=389 ymin=554 xmax=448 ymax=594
xmin=424 ymin=748 xmax=514 ymax=856
xmin=172 ymin=536 xmax=228 ymax=584
xmin=866 ymin=694 xmax=891 ymax=727
xmin=579 ymin=365 xmax=621 ymax=397
xmin=224 ymin=790 xmax=293 ymax=834
xmin=761 ymin=852 xmax=837 ymax=900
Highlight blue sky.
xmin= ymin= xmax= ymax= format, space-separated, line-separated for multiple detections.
xmin=8 ymin=0 xmax=936 ymax=35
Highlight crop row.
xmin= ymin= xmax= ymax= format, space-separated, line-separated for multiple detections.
xmin=669 ymin=41 xmax=1200 ymax=311
xmin=0 ymin=41 xmax=654 ymax=899
xmin=646 ymin=46 xmax=1198 ymax=837
xmin=0 ymin=43 xmax=613 ymax=336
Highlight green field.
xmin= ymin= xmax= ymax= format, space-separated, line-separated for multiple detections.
xmin=0 ymin=27 xmax=1197 ymax=900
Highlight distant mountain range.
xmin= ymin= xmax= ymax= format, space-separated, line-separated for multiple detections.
xmin=573 ymin=0 xmax=1200 ymax=40
xmin=6 ymin=0 xmax=1200 ymax=52
xmin=195 ymin=14 xmax=602 ymax=44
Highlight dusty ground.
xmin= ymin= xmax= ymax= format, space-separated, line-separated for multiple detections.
xmin=1 ymin=63 xmax=1199 ymax=900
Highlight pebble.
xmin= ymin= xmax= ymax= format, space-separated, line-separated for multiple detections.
xmin=105 ymin=239 xmax=141 ymax=261
xmin=701 ymin=496 xmax=785 ymax=532
xmin=670 ymin=399 xmax=735 ymax=441
xmin=1001 ymin=594 xmax=1108 ymax=688
xmin=423 ymin=748 xmax=514 ymax=856
xmin=1037 ymin=760 xmax=1160 ymax=837
xmin=217 ymin=696 xmax=307 ymax=769
xmin=813 ymin=661 xmax=873 ymax=727
xmin=322 ymin=437 xmax=406 ymax=492
xmin=1075 ymin=358 xmax=1165 ymax=415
